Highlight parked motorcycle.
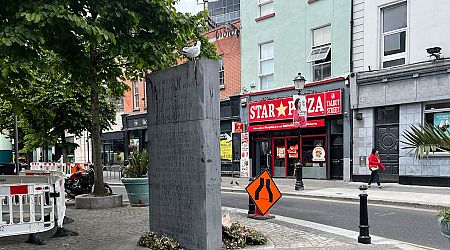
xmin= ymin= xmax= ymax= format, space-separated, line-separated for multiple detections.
xmin=65 ymin=168 xmax=112 ymax=199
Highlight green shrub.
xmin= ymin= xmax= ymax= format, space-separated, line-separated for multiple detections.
xmin=222 ymin=222 xmax=267 ymax=249
xmin=123 ymin=149 xmax=148 ymax=178
xmin=138 ymin=231 xmax=183 ymax=250
xmin=437 ymin=208 xmax=450 ymax=222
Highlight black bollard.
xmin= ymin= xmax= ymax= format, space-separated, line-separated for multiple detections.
xmin=358 ymin=185 xmax=371 ymax=244
xmin=247 ymin=177 xmax=256 ymax=218
xmin=294 ymin=162 xmax=304 ymax=191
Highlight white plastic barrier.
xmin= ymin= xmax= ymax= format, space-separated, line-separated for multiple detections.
xmin=0 ymin=172 xmax=66 ymax=238
xmin=0 ymin=183 xmax=55 ymax=237
xmin=30 ymin=162 xmax=90 ymax=176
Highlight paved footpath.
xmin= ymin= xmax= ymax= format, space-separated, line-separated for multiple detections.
xmin=1 ymin=205 xmax=427 ymax=250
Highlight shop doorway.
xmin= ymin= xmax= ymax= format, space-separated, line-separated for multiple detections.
xmin=300 ymin=135 xmax=327 ymax=179
xmin=375 ymin=106 xmax=399 ymax=182
xmin=254 ymin=138 xmax=270 ymax=177
xmin=272 ymin=136 xmax=299 ymax=178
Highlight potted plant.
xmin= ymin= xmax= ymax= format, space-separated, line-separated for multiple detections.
xmin=403 ymin=124 xmax=450 ymax=241
xmin=121 ymin=149 xmax=149 ymax=206
xmin=437 ymin=209 xmax=450 ymax=240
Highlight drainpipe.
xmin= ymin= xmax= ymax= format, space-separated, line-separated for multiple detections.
xmin=349 ymin=0 xmax=355 ymax=181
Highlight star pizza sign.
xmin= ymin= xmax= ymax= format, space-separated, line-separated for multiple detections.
xmin=245 ymin=170 xmax=282 ymax=215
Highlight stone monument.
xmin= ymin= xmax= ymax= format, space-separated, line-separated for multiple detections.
xmin=146 ymin=59 xmax=221 ymax=250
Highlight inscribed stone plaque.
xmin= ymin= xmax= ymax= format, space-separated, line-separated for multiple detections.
xmin=147 ymin=59 xmax=221 ymax=250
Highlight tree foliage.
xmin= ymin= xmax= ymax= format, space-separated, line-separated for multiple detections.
xmin=402 ymin=123 xmax=450 ymax=157
xmin=0 ymin=0 xmax=218 ymax=195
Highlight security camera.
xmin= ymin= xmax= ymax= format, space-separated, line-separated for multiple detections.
xmin=426 ymin=47 xmax=442 ymax=60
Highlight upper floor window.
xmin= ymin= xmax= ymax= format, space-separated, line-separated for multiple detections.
xmin=258 ymin=0 xmax=273 ymax=17
xmin=133 ymin=80 xmax=139 ymax=110
xmin=259 ymin=41 xmax=274 ymax=90
xmin=308 ymin=25 xmax=331 ymax=82
xmin=219 ymin=56 xmax=225 ymax=88
xmin=381 ymin=2 xmax=407 ymax=68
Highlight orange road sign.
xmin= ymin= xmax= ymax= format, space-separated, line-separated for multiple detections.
xmin=245 ymin=170 xmax=282 ymax=215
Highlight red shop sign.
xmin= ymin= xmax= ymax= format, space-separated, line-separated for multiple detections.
xmin=249 ymin=90 xmax=342 ymax=123
xmin=248 ymin=119 xmax=325 ymax=132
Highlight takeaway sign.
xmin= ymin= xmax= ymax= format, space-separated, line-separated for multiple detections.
xmin=248 ymin=89 xmax=341 ymax=123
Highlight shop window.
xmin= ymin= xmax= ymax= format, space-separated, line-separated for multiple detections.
xmin=301 ymin=137 xmax=326 ymax=179
xmin=308 ymin=25 xmax=331 ymax=82
xmin=424 ymin=102 xmax=450 ymax=153
xmin=259 ymin=41 xmax=274 ymax=90
xmin=381 ymin=2 xmax=407 ymax=68
xmin=258 ymin=0 xmax=274 ymax=17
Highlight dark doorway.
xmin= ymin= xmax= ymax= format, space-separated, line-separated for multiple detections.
xmin=254 ymin=139 xmax=270 ymax=177
xmin=375 ymin=106 xmax=399 ymax=182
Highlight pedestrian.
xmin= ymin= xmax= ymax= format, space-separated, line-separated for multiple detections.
xmin=368 ymin=148 xmax=385 ymax=188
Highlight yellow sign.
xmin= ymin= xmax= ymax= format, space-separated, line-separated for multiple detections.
xmin=220 ymin=139 xmax=232 ymax=161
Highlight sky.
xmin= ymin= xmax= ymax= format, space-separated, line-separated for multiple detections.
xmin=175 ymin=0 xmax=204 ymax=14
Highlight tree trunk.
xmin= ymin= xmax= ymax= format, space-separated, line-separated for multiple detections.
xmin=43 ymin=148 xmax=48 ymax=162
xmin=90 ymin=48 xmax=104 ymax=196
xmin=61 ymin=131 xmax=68 ymax=163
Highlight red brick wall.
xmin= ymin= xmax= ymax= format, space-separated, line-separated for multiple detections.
xmin=205 ymin=21 xmax=241 ymax=100
xmin=123 ymin=78 xmax=146 ymax=113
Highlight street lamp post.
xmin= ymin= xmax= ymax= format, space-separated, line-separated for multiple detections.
xmin=293 ymin=73 xmax=306 ymax=191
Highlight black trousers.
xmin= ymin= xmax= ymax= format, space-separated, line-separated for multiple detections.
xmin=368 ymin=170 xmax=380 ymax=186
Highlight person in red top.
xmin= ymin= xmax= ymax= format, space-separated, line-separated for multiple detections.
xmin=368 ymin=148 xmax=385 ymax=188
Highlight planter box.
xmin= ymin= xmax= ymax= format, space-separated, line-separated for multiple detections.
xmin=75 ymin=194 xmax=123 ymax=209
xmin=438 ymin=216 xmax=450 ymax=240
xmin=121 ymin=177 xmax=149 ymax=207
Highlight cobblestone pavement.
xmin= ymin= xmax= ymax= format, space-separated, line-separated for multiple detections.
xmin=1 ymin=205 xmax=148 ymax=250
xmin=229 ymin=211 xmax=401 ymax=250
xmin=1 ymin=205 xmax=401 ymax=250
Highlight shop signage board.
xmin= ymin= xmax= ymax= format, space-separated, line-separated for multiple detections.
xmin=245 ymin=170 xmax=282 ymax=215
xmin=434 ymin=112 xmax=450 ymax=134
xmin=240 ymin=132 xmax=250 ymax=177
xmin=232 ymin=122 xmax=245 ymax=133
xmin=249 ymin=89 xmax=342 ymax=123
xmin=248 ymin=119 xmax=325 ymax=132
xmin=312 ymin=147 xmax=326 ymax=162
xmin=220 ymin=138 xmax=232 ymax=161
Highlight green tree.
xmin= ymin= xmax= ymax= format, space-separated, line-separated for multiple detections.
xmin=1 ymin=1 xmax=217 ymax=195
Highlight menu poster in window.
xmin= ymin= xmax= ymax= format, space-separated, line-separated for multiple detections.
xmin=240 ymin=132 xmax=250 ymax=177
xmin=276 ymin=147 xmax=286 ymax=159
xmin=434 ymin=112 xmax=450 ymax=134
xmin=312 ymin=147 xmax=325 ymax=161
xmin=287 ymin=144 xmax=298 ymax=158
xmin=293 ymin=95 xmax=307 ymax=127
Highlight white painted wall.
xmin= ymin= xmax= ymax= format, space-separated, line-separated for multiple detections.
xmin=357 ymin=0 xmax=450 ymax=72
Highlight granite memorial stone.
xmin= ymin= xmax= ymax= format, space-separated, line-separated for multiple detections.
xmin=147 ymin=59 xmax=221 ymax=250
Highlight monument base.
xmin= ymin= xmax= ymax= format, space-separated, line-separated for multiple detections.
xmin=75 ymin=194 xmax=122 ymax=209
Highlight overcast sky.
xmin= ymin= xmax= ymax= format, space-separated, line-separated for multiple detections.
xmin=175 ymin=0 xmax=204 ymax=14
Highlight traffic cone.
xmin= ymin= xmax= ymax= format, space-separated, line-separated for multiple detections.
xmin=251 ymin=208 xmax=274 ymax=220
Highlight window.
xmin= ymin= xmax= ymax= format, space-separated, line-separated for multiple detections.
xmin=133 ymin=80 xmax=139 ymax=109
xmin=308 ymin=25 xmax=331 ymax=82
xmin=143 ymin=80 xmax=147 ymax=108
xmin=259 ymin=41 xmax=274 ymax=90
xmin=258 ymin=0 xmax=273 ymax=17
xmin=381 ymin=3 xmax=407 ymax=68
xmin=219 ymin=56 xmax=224 ymax=88
xmin=424 ymin=102 xmax=450 ymax=153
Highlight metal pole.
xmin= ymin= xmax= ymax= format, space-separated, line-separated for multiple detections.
xmin=358 ymin=185 xmax=371 ymax=244
xmin=295 ymin=162 xmax=304 ymax=190
xmin=247 ymin=176 xmax=256 ymax=218
xmin=14 ymin=114 xmax=19 ymax=175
